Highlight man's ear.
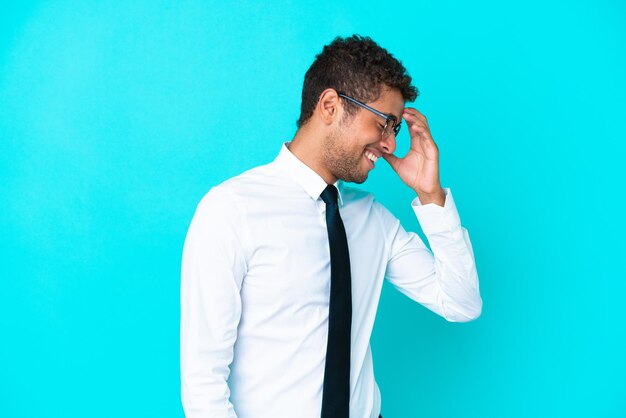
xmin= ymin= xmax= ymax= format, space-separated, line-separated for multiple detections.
xmin=316 ymin=88 xmax=342 ymax=126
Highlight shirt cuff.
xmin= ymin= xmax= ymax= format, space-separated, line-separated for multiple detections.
xmin=411 ymin=187 xmax=462 ymax=235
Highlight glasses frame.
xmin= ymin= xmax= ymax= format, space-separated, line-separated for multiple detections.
xmin=337 ymin=91 xmax=401 ymax=139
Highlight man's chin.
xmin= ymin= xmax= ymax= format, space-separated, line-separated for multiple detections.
xmin=340 ymin=173 xmax=368 ymax=184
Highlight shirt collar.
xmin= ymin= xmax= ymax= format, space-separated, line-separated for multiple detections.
xmin=274 ymin=141 xmax=344 ymax=206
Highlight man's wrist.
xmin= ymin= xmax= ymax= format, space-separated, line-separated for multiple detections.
xmin=416 ymin=187 xmax=446 ymax=207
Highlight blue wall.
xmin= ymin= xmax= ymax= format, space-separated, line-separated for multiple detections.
xmin=1 ymin=1 xmax=624 ymax=416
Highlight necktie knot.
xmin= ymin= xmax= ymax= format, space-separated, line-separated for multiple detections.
xmin=320 ymin=184 xmax=338 ymax=206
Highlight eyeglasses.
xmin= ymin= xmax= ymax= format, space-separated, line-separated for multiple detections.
xmin=337 ymin=91 xmax=401 ymax=139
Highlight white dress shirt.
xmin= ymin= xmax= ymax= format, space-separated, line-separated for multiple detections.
xmin=180 ymin=141 xmax=482 ymax=418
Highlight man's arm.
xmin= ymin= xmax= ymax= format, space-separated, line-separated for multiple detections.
xmin=180 ymin=187 xmax=246 ymax=418
xmin=377 ymin=188 xmax=482 ymax=322
xmin=379 ymin=106 xmax=481 ymax=320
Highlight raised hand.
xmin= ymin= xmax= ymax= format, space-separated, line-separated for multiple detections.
xmin=382 ymin=108 xmax=445 ymax=206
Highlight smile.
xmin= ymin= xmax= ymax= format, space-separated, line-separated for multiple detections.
xmin=364 ymin=149 xmax=379 ymax=168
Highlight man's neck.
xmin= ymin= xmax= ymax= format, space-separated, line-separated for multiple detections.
xmin=287 ymin=128 xmax=337 ymax=184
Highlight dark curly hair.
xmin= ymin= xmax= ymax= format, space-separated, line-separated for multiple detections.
xmin=296 ymin=34 xmax=419 ymax=128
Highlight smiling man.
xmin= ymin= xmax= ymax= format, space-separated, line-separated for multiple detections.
xmin=180 ymin=34 xmax=482 ymax=418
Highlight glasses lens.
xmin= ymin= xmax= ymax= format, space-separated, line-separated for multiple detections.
xmin=382 ymin=118 xmax=399 ymax=139
xmin=393 ymin=122 xmax=401 ymax=137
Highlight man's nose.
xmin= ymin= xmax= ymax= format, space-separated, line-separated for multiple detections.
xmin=379 ymin=132 xmax=397 ymax=155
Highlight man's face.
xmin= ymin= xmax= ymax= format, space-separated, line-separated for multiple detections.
xmin=321 ymin=87 xmax=405 ymax=184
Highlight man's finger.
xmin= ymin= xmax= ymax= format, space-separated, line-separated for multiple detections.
xmin=403 ymin=109 xmax=427 ymax=124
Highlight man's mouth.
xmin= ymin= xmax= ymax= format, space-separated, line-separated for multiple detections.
xmin=364 ymin=149 xmax=379 ymax=168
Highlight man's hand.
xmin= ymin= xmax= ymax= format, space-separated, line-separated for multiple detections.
xmin=382 ymin=108 xmax=445 ymax=206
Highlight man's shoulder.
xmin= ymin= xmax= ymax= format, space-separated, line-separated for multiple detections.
xmin=341 ymin=185 xmax=400 ymax=224
xmin=340 ymin=184 xmax=376 ymax=206
xmin=198 ymin=160 xmax=282 ymax=205
xmin=218 ymin=161 xmax=279 ymax=188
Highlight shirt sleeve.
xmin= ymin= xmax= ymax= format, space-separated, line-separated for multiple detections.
xmin=180 ymin=186 xmax=247 ymax=418
xmin=379 ymin=187 xmax=482 ymax=322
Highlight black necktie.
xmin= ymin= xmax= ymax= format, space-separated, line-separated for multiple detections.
xmin=320 ymin=184 xmax=352 ymax=418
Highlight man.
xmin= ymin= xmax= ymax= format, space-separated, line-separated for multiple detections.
xmin=180 ymin=34 xmax=482 ymax=418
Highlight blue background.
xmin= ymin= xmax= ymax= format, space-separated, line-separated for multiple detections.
xmin=1 ymin=1 xmax=625 ymax=417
